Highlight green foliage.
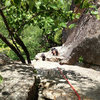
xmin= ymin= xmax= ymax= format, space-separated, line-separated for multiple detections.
xmin=89 ymin=5 xmax=100 ymax=20
xmin=54 ymin=29 xmax=62 ymax=45
xmin=0 ymin=24 xmax=44 ymax=60
xmin=91 ymin=10 xmax=98 ymax=15
xmin=79 ymin=56 xmax=84 ymax=63
xmin=5 ymin=0 xmax=11 ymax=6
xmin=0 ymin=0 xmax=96 ymax=62
xmin=96 ymin=15 xmax=100 ymax=20
xmin=4 ymin=6 xmax=33 ymax=31
xmin=89 ymin=5 xmax=97 ymax=9
xmin=2 ymin=0 xmax=73 ymax=50
xmin=75 ymin=13 xmax=81 ymax=19
xmin=5 ymin=0 xmax=72 ymax=33
xmin=68 ymin=24 xmax=76 ymax=29
xmin=0 ymin=75 xmax=3 ymax=84
xmin=0 ymin=16 xmax=8 ymax=37
xmin=21 ymin=25 xmax=44 ymax=59
xmin=0 ymin=16 xmax=13 ymax=58
xmin=0 ymin=46 xmax=10 ymax=54
xmin=33 ymin=69 xmax=37 ymax=74
xmin=0 ymin=42 xmax=20 ymax=60
xmin=7 ymin=50 xmax=20 ymax=60
xmin=81 ymin=0 xmax=91 ymax=8
xmin=75 ymin=0 xmax=91 ymax=9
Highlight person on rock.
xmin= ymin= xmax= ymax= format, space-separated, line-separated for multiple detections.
xmin=51 ymin=48 xmax=59 ymax=56
xmin=41 ymin=53 xmax=46 ymax=61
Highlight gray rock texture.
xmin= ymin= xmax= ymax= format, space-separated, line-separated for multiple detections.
xmin=32 ymin=60 xmax=100 ymax=100
xmin=60 ymin=12 xmax=100 ymax=65
xmin=0 ymin=63 xmax=38 ymax=100
xmin=33 ymin=8 xmax=100 ymax=99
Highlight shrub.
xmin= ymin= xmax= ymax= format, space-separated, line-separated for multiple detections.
xmin=21 ymin=25 xmax=44 ymax=59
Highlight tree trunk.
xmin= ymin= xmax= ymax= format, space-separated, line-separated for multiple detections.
xmin=0 ymin=33 xmax=26 ymax=64
xmin=70 ymin=0 xmax=75 ymax=11
xmin=0 ymin=9 xmax=31 ymax=64
xmin=15 ymin=34 xmax=31 ymax=64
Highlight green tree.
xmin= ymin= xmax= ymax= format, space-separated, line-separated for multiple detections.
xmin=0 ymin=0 xmax=95 ymax=63
xmin=0 ymin=0 xmax=72 ymax=63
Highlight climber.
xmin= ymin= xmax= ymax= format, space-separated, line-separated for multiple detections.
xmin=51 ymin=48 xmax=59 ymax=56
xmin=41 ymin=53 xmax=46 ymax=61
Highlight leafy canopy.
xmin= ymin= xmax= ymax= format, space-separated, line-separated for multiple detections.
xmin=3 ymin=0 xmax=73 ymax=33
xmin=0 ymin=0 xmax=98 ymax=60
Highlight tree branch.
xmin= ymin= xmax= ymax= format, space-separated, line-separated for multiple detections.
xmin=0 ymin=33 xmax=26 ymax=63
xmin=0 ymin=9 xmax=12 ymax=36
xmin=0 ymin=8 xmax=22 ymax=56
xmin=0 ymin=8 xmax=31 ymax=64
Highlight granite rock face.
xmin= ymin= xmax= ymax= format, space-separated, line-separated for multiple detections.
xmin=0 ymin=63 xmax=38 ymax=100
xmin=32 ymin=60 xmax=100 ymax=100
xmin=60 ymin=12 xmax=100 ymax=65
xmin=35 ymin=12 xmax=100 ymax=66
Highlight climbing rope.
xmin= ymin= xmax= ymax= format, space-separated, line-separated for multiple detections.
xmin=57 ymin=67 xmax=81 ymax=100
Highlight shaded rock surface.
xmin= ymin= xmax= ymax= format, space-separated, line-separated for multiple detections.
xmin=60 ymin=12 xmax=100 ymax=65
xmin=32 ymin=60 xmax=100 ymax=100
xmin=33 ymin=7 xmax=100 ymax=100
xmin=0 ymin=63 xmax=38 ymax=100
xmin=0 ymin=53 xmax=13 ymax=66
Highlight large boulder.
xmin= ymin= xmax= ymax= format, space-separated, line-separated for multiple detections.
xmin=60 ymin=10 xmax=100 ymax=65
xmin=0 ymin=63 xmax=39 ymax=100
xmin=32 ymin=60 xmax=100 ymax=100
xmin=35 ymin=8 xmax=100 ymax=66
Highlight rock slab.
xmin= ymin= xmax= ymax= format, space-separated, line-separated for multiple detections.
xmin=0 ymin=63 xmax=38 ymax=100
xmin=32 ymin=60 xmax=100 ymax=100
xmin=60 ymin=12 xmax=100 ymax=65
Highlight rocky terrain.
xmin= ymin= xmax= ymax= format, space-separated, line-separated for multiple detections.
xmin=0 ymin=53 xmax=100 ymax=100
xmin=32 ymin=58 xmax=100 ymax=100
xmin=0 ymin=57 xmax=39 ymax=100
xmin=58 ymin=7 xmax=100 ymax=66
xmin=31 ymin=7 xmax=100 ymax=100
xmin=1 ymin=2 xmax=100 ymax=100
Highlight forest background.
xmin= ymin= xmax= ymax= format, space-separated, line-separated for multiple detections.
xmin=0 ymin=0 xmax=99 ymax=63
